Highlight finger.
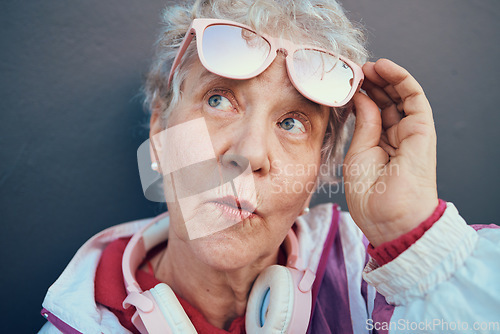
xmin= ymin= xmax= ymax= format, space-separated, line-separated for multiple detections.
xmin=385 ymin=115 xmax=436 ymax=151
xmin=379 ymin=132 xmax=397 ymax=157
xmin=363 ymin=62 xmax=402 ymax=103
xmin=373 ymin=59 xmax=433 ymax=120
xmin=382 ymin=85 xmax=403 ymax=106
xmin=362 ymin=62 xmax=388 ymax=87
xmin=363 ymin=77 xmax=403 ymax=111
xmin=346 ymin=92 xmax=382 ymax=159
xmin=363 ymin=79 xmax=403 ymax=130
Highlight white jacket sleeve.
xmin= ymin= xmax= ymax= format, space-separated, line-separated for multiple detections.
xmin=363 ymin=202 xmax=500 ymax=334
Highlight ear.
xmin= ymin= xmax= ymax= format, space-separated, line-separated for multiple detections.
xmin=150 ymin=106 xmax=163 ymax=139
xmin=149 ymin=107 xmax=163 ymax=170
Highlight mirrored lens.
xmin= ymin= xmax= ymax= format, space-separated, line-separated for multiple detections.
xmin=202 ymin=24 xmax=271 ymax=78
xmin=293 ymin=50 xmax=354 ymax=105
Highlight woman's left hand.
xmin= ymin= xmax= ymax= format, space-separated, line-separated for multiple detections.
xmin=343 ymin=59 xmax=439 ymax=247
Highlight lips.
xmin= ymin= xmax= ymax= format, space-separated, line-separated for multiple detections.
xmin=209 ymin=195 xmax=258 ymax=220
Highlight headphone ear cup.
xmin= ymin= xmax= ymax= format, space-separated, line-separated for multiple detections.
xmin=245 ymin=265 xmax=295 ymax=333
xmin=149 ymin=283 xmax=197 ymax=334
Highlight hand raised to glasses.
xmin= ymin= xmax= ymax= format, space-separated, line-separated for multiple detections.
xmin=343 ymin=59 xmax=439 ymax=247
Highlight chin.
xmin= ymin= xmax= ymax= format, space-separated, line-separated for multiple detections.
xmin=189 ymin=221 xmax=274 ymax=271
xmin=191 ymin=237 xmax=257 ymax=271
xmin=168 ymin=203 xmax=287 ymax=271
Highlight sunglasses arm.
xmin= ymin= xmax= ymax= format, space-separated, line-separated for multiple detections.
xmin=168 ymin=27 xmax=196 ymax=88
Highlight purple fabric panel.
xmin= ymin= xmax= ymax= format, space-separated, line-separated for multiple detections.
xmin=371 ymin=293 xmax=395 ymax=334
xmin=40 ymin=308 xmax=83 ymax=334
xmin=310 ymin=204 xmax=340 ymax=312
xmin=362 ymin=235 xmax=370 ymax=249
xmin=361 ymin=249 xmax=370 ymax=312
xmin=361 ymin=279 xmax=368 ymax=314
xmin=307 ymin=221 xmax=353 ymax=334
xmin=471 ymin=223 xmax=499 ymax=231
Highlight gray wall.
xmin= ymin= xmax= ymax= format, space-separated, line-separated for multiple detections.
xmin=1 ymin=1 xmax=499 ymax=332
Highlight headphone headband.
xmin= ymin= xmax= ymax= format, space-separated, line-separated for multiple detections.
xmin=122 ymin=212 xmax=169 ymax=294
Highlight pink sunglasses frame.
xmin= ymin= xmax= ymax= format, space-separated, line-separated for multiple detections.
xmin=168 ymin=18 xmax=364 ymax=107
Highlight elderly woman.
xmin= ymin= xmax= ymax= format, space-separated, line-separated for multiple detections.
xmin=39 ymin=0 xmax=500 ymax=333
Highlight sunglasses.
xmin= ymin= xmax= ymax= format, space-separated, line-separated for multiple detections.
xmin=168 ymin=18 xmax=364 ymax=107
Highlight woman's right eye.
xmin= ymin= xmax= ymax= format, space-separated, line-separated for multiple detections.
xmin=208 ymin=94 xmax=233 ymax=112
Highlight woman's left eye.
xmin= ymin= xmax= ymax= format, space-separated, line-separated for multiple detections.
xmin=208 ymin=94 xmax=233 ymax=111
xmin=279 ymin=117 xmax=306 ymax=134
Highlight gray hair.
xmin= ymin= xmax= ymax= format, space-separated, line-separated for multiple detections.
xmin=143 ymin=0 xmax=368 ymax=183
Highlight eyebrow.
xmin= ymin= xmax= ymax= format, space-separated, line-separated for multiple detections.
xmin=198 ymin=70 xmax=233 ymax=89
xmin=197 ymin=68 xmax=323 ymax=113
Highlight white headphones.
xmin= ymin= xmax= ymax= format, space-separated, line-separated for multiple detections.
xmin=122 ymin=212 xmax=316 ymax=334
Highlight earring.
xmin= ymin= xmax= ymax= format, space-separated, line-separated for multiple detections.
xmin=301 ymin=207 xmax=310 ymax=216
xmin=151 ymin=162 xmax=158 ymax=171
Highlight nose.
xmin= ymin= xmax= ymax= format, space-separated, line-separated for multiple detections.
xmin=220 ymin=55 xmax=290 ymax=177
xmin=220 ymin=120 xmax=271 ymax=176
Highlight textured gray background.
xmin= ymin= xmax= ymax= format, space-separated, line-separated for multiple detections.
xmin=1 ymin=1 xmax=499 ymax=332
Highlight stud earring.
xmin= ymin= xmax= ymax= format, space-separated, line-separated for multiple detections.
xmin=301 ymin=207 xmax=310 ymax=216
xmin=151 ymin=162 xmax=158 ymax=171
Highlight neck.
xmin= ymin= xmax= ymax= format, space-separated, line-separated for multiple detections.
xmin=153 ymin=234 xmax=279 ymax=330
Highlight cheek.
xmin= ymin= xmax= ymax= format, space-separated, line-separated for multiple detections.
xmin=268 ymin=127 xmax=327 ymax=205
xmin=164 ymin=200 xmax=191 ymax=240
xmin=166 ymin=102 xmax=204 ymax=128
xmin=269 ymin=157 xmax=319 ymax=211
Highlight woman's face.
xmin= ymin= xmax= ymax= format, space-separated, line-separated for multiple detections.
xmin=152 ymin=55 xmax=330 ymax=270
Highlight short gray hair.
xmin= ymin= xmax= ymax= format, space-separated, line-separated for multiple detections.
xmin=143 ymin=0 xmax=368 ymax=183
